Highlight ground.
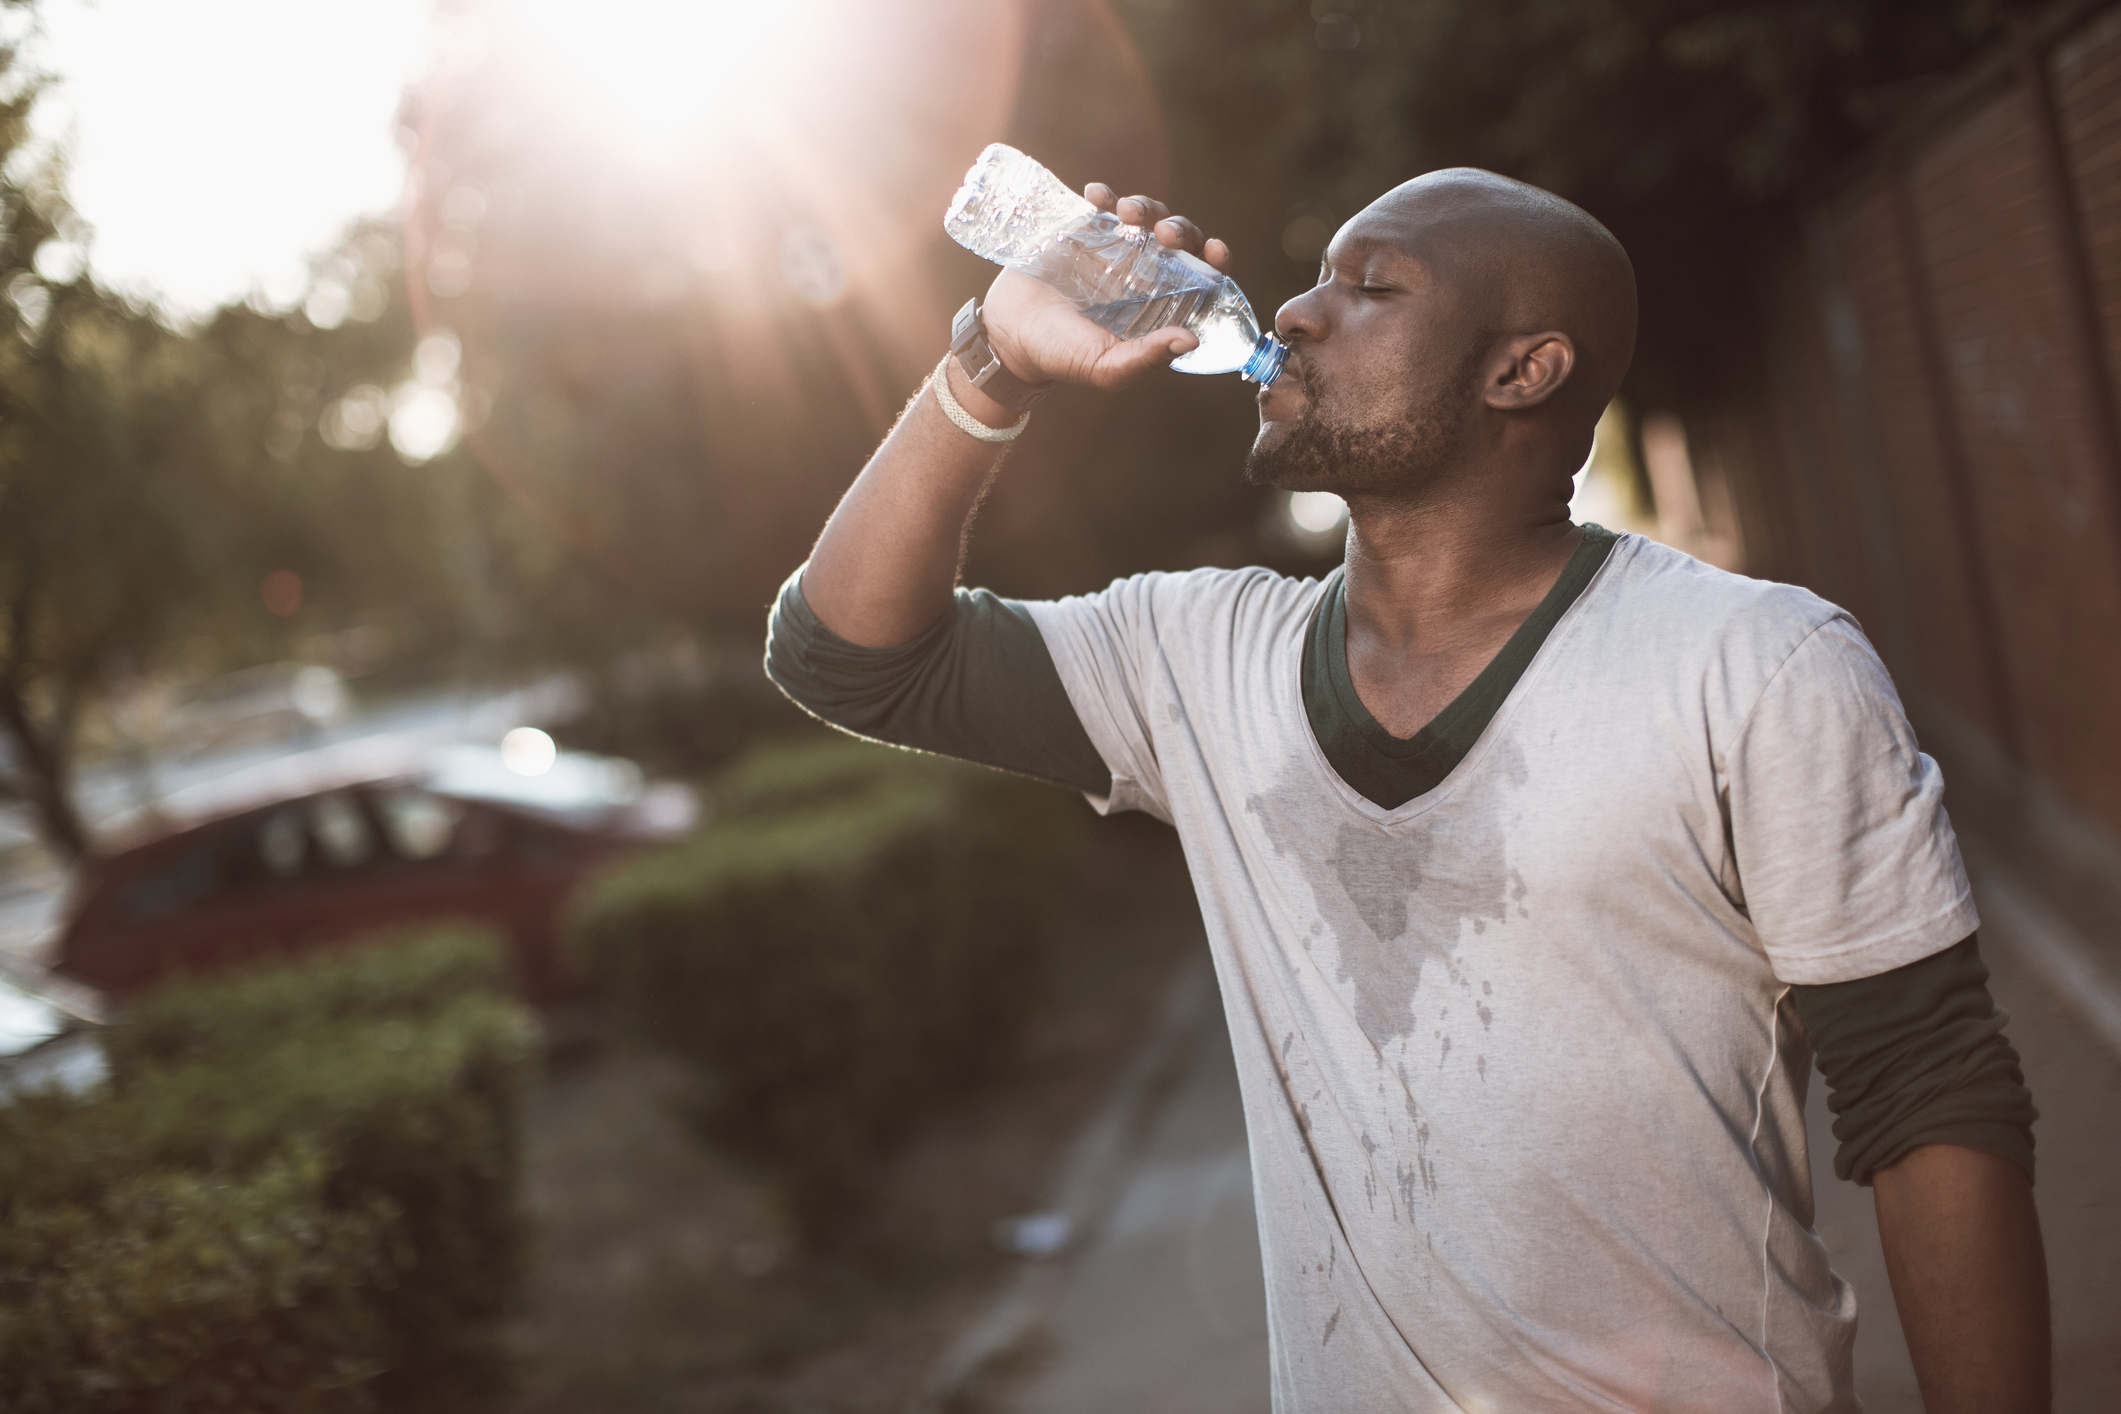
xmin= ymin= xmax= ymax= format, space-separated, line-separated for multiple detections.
xmin=504 ymin=814 xmax=1200 ymax=1414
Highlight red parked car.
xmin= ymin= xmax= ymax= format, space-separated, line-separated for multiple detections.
xmin=54 ymin=747 xmax=694 ymax=1004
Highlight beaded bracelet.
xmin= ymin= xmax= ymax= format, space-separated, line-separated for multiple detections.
xmin=931 ymin=354 xmax=1031 ymax=444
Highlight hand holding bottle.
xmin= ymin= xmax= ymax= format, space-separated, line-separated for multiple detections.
xmin=975 ymin=183 xmax=1230 ymax=393
xmin=947 ymin=144 xmax=1286 ymax=399
xmin=804 ymin=155 xmax=1272 ymax=651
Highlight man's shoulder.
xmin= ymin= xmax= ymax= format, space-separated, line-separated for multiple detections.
xmin=1038 ymin=563 xmax=1326 ymax=638
xmin=1600 ymin=534 xmax=1848 ymax=658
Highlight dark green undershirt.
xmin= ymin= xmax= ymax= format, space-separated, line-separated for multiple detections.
xmin=1305 ymin=525 xmax=1617 ymax=809
xmin=1792 ymin=934 xmax=2035 ymax=1184
xmin=763 ymin=542 xmax=2035 ymax=1185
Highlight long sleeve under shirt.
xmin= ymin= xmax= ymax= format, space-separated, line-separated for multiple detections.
xmin=763 ymin=536 xmax=2036 ymax=1185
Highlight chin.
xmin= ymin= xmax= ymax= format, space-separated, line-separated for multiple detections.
xmin=1243 ymin=452 xmax=1348 ymax=495
xmin=1245 ymin=416 xmax=1352 ymax=492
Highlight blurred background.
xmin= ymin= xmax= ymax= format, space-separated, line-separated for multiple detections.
xmin=1 ymin=1 xmax=2117 ymax=1411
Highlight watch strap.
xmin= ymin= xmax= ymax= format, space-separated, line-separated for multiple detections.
xmin=949 ymin=298 xmax=1051 ymax=412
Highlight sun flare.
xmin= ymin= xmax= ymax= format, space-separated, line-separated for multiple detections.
xmin=506 ymin=0 xmax=824 ymax=161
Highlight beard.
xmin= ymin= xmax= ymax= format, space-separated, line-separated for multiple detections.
xmin=1244 ymin=354 xmax=1476 ymax=496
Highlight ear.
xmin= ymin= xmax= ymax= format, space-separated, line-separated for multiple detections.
xmin=1483 ymin=332 xmax=1576 ymax=411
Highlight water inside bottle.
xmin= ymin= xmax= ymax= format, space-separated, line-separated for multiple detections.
xmin=1172 ymin=282 xmax=1275 ymax=376
xmin=1082 ymin=290 xmax=1214 ymax=343
xmin=1070 ymin=238 xmax=1276 ymax=376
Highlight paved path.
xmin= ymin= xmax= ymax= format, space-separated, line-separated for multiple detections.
xmin=999 ymin=853 xmax=2121 ymax=1412
xmin=1002 ymin=1001 xmax=1270 ymax=1414
xmin=1810 ymin=858 xmax=2121 ymax=1413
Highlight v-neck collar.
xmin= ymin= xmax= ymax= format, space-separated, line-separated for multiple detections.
xmin=1301 ymin=525 xmax=1620 ymax=810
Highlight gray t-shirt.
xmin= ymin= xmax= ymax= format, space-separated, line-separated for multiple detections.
xmin=1023 ymin=533 xmax=1978 ymax=1413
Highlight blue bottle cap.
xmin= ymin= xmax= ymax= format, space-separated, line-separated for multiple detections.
xmin=1241 ymin=334 xmax=1288 ymax=385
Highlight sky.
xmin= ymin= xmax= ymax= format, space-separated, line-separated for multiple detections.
xmin=26 ymin=0 xmax=433 ymax=318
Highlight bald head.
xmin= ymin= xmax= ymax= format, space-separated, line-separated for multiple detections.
xmin=1363 ymin=168 xmax=1637 ymax=419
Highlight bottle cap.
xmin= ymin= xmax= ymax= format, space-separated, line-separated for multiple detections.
xmin=1241 ymin=335 xmax=1289 ymax=385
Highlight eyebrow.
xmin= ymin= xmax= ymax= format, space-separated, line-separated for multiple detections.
xmin=1324 ymin=234 xmax=1427 ymax=280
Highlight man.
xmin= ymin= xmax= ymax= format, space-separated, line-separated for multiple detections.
xmin=766 ymin=170 xmax=2046 ymax=1411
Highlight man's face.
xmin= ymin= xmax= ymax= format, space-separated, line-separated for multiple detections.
xmin=1245 ymin=204 xmax=1490 ymax=497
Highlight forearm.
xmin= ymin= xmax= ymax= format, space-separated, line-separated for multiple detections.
xmin=803 ymin=189 xmax=1218 ymax=648
xmin=803 ymin=358 xmax=1022 ymax=648
xmin=1874 ymin=1143 xmax=2050 ymax=1413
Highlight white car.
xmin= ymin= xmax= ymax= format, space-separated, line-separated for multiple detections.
xmin=0 ymin=962 xmax=107 ymax=1100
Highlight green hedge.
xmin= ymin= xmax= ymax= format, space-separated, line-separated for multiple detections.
xmin=573 ymin=739 xmax=1086 ymax=1239
xmin=0 ymin=929 xmax=534 ymax=1413
xmin=101 ymin=927 xmax=515 ymax=1082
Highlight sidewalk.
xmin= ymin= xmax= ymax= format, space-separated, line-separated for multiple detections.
xmin=1000 ymin=996 xmax=1270 ymax=1414
xmin=1811 ymin=851 xmax=2121 ymax=1413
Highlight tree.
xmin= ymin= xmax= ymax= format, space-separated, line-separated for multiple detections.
xmin=1120 ymin=0 xmax=2015 ymax=405
xmin=0 ymin=64 xmax=666 ymax=862
xmin=0 ymin=63 xmax=219 ymax=859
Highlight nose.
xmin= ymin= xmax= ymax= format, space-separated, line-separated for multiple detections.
xmin=1274 ymin=284 xmax=1326 ymax=346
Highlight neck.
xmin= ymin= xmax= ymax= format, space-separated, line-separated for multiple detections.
xmin=1338 ymin=474 xmax=1579 ymax=656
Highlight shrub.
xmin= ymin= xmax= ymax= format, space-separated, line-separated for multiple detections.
xmin=572 ymin=739 xmax=1087 ymax=1238
xmin=0 ymin=929 xmax=534 ymax=1413
xmin=102 ymin=926 xmax=513 ymax=1082
xmin=0 ymin=1139 xmax=395 ymax=1414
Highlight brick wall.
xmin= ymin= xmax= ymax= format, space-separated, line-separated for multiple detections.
xmin=1706 ymin=4 xmax=2121 ymax=838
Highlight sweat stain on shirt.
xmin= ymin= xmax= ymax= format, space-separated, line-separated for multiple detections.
xmin=1248 ymin=740 xmax=1524 ymax=1057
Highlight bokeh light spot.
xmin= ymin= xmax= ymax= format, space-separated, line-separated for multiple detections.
xmin=1315 ymin=12 xmax=1361 ymax=49
xmin=501 ymin=726 xmax=557 ymax=777
xmin=780 ymin=224 xmax=847 ymax=308
xmin=415 ymin=330 xmax=462 ymax=384
xmin=1287 ymin=490 xmax=1349 ymax=536
xmin=426 ymin=227 xmax=476 ymax=297
xmin=265 ymin=408 xmax=305 ymax=462
xmin=261 ymin=568 xmax=303 ymax=617
xmin=33 ymin=240 xmax=86 ymax=284
xmin=1281 ymin=211 xmax=1335 ymax=264
xmin=440 ymin=184 xmax=488 ymax=229
xmin=9 ymin=274 xmax=49 ymax=337
xmin=305 ymin=279 xmax=351 ymax=329
xmin=321 ymin=384 xmax=389 ymax=451
xmin=389 ymin=386 xmax=462 ymax=463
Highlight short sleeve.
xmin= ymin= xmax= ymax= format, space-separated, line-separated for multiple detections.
xmin=1020 ymin=575 xmax=1176 ymax=823
xmin=1725 ymin=616 xmax=1978 ymax=985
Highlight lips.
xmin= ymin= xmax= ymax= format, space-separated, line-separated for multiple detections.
xmin=1260 ymin=356 xmax=1312 ymax=410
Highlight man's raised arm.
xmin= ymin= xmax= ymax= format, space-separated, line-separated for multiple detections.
xmin=799 ymin=187 xmax=1229 ymax=648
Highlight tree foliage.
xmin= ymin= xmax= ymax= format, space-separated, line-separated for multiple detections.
xmin=1124 ymin=0 xmax=2015 ymax=402
xmin=0 ymin=21 xmax=666 ymax=860
xmin=0 ymin=11 xmax=215 ymax=858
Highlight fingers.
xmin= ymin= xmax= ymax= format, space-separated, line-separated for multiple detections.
xmin=1080 ymin=184 xmax=1230 ymax=267
xmin=1115 ymin=193 xmax=1171 ymax=228
xmin=1083 ymin=326 xmax=1199 ymax=392
xmin=1150 ymin=215 xmax=1204 ymax=253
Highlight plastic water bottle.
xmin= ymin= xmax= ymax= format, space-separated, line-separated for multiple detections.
xmin=945 ymin=144 xmax=1288 ymax=384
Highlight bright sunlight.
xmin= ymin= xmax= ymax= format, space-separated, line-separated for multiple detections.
xmin=506 ymin=0 xmax=826 ymax=162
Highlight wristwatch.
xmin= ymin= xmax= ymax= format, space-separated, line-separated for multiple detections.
xmin=950 ymin=298 xmax=1052 ymax=412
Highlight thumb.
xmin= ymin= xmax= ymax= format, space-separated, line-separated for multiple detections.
xmin=1088 ymin=327 xmax=1198 ymax=390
